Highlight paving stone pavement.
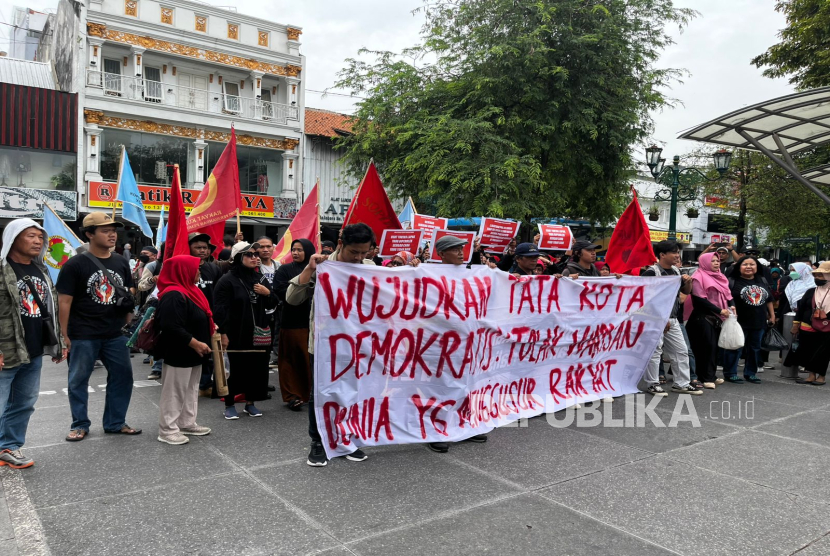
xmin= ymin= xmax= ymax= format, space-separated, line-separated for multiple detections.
xmin=1 ymin=355 xmax=829 ymax=555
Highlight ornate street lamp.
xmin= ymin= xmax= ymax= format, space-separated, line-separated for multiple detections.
xmin=644 ymin=147 xmax=732 ymax=241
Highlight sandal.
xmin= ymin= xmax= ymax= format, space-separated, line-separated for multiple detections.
xmin=66 ymin=429 xmax=88 ymax=442
xmin=104 ymin=425 xmax=142 ymax=435
xmin=659 ymin=375 xmax=667 ymax=385
xmin=690 ymin=380 xmax=703 ymax=389
xmin=287 ymin=399 xmax=304 ymax=412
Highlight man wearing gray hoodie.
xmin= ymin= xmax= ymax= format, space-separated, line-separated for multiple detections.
xmin=0 ymin=219 xmax=66 ymax=468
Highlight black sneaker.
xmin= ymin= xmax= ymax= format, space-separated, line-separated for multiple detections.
xmin=345 ymin=448 xmax=368 ymax=462
xmin=464 ymin=434 xmax=488 ymax=443
xmin=307 ymin=442 xmax=328 ymax=467
xmin=427 ymin=442 xmax=449 ymax=453
xmin=671 ymin=384 xmax=703 ymax=395
xmin=646 ymin=384 xmax=668 ymax=397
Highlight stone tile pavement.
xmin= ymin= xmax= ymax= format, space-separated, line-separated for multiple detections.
xmin=1 ymin=355 xmax=829 ymax=555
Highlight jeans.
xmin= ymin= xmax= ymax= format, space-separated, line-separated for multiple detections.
xmin=200 ymin=360 xmax=213 ymax=391
xmin=308 ymin=354 xmax=320 ymax=443
xmin=724 ymin=328 xmax=765 ymax=378
xmin=646 ymin=319 xmax=691 ymax=388
xmin=0 ymin=356 xmax=42 ymax=450
xmin=680 ymin=323 xmax=697 ymax=381
xmin=68 ymin=336 xmax=134 ymax=431
xmin=152 ymin=358 xmax=163 ymax=373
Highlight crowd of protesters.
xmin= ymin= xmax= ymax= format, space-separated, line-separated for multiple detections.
xmin=0 ymin=213 xmax=828 ymax=470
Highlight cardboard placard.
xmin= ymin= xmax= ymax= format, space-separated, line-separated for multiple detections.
xmin=428 ymin=230 xmax=476 ymax=263
xmin=537 ymin=224 xmax=574 ymax=251
xmin=478 ymin=217 xmax=520 ymax=252
xmin=378 ymin=229 xmax=424 ymax=258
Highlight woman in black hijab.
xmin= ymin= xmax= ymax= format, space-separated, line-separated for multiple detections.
xmin=274 ymin=239 xmax=316 ymax=410
xmin=214 ymin=242 xmax=278 ymax=420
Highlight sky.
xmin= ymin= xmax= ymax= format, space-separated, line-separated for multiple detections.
xmin=0 ymin=0 xmax=795 ymax=165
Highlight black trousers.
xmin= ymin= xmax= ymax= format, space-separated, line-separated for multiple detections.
xmin=798 ymin=331 xmax=830 ymax=377
xmin=687 ymin=315 xmax=720 ymax=383
xmin=307 ymin=354 xmax=320 ymax=443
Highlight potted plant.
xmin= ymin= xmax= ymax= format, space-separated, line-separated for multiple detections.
xmin=648 ymin=207 xmax=659 ymax=221
xmin=686 ymin=207 xmax=699 ymax=218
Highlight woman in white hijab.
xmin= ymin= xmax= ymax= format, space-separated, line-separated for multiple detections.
xmin=785 ymin=262 xmax=816 ymax=311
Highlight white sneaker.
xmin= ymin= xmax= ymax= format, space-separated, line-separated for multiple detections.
xmin=180 ymin=425 xmax=211 ymax=436
xmin=715 ymin=378 xmax=725 ymax=385
xmin=157 ymin=433 xmax=189 ymax=445
xmin=703 ymin=382 xmax=716 ymax=389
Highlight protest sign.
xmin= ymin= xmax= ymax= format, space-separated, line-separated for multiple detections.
xmin=428 ymin=230 xmax=476 ymax=263
xmin=538 ymin=224 xmax=574 ymax=251
xmin=379 ymin=230 xmax=424 ymax=258
xmin=313 ymin=264 xmax=678 ymax=458
xmin=478 ymin=217 xmax=520 ymax=253
xmin=412 ymin=214 xmax=449 ymax=235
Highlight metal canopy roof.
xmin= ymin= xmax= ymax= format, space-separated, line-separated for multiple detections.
xmin=678 ymin=87 xmax=830 ymax=155
xmin=0 ymin=57 xmax=56 ymax=89
xmin=678 ymin=87 xmax=830 ymax=206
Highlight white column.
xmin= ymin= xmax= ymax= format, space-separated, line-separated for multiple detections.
xmin=84 ymin=126 xmax=102 ymax=181
xmin=281 ymin=152 xmax=299 ymax=198
xmin=250 ymin=70 xmax=264 ymax=99
xmin=88 ymin=37 xmax=104 ymax=70
xmin=286 ymin=77 xmax=300 ymax=106
xmin=130 ymin=45 xmax=145 ymax=77
xmin=193 ymin=139 xmax=207 ymax=189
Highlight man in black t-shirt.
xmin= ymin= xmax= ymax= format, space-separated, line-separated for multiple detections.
xmin=0 ymin=219 xmax=66 ymax=468
xmin=57 ymin=212 xmax=140 ymax=441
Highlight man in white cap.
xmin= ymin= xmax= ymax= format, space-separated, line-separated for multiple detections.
xmin=57 ymin=212 xmax=140 ymax=441
xmin=0 ymin=219 xmax=67 ymax=468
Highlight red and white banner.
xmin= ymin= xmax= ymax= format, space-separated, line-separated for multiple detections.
xmin=478 ymin=217 xmax=520 ymax=253
xmin=537 ymin=224 xmax=574 ymax=251
xmin=312 ymin=263 xmax=678 ymax=458
xmin=379 ymin=230 xmax=424 ymax=258
xmin=428 ymin=230 xmax=476 ymax=263
xmin=412 ymin=214 xmax=449 ymax=235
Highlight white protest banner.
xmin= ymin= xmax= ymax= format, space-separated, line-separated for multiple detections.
xmin=538 ymin=224 xmax=574 ymax=251
xmin=313 ymin=263 xmax=678 ymax=458
xmin=428 ymin=230 xmax=476 ymax=264
xmin=478 ymin=217 xmax=520 ymax=253
xmin=378 ymin=229 xmax=423 ymax=258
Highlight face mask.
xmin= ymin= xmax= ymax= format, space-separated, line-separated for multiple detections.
xmin=815 ymin=280 xmax=828 ymax=287
xmin=138 ymin=254 xmax=150 ymax=264
xmin=790 ymin=271 xmax=801 ymax=280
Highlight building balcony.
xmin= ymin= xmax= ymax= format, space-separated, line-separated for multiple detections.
xmin=86 ymin=69 xmax=300 ymax=126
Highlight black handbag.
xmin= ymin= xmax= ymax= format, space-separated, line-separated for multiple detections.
xmin=83 ymin=252 xmax=135 ymax=312
xmin=21 ymin=276 xmax=60 ymax=347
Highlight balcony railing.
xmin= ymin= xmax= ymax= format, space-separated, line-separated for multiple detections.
xmin=86 ymin=70 xmax=300 ymax=125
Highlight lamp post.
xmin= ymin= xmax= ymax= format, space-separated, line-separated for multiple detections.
xmin=644 ymin=146 xmax=732 ymax=241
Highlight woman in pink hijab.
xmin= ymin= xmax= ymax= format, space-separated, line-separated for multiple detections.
xmin=686 ymin=253 xmax=736 ymax=389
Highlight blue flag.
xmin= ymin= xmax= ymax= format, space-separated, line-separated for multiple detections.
xmin=398 ymin=197 xmax=416 ymax=229
xmin=42 ymin=205 xmax=83 ymax=283
xmin=155 ymin=204 xmax=167 ymax=249
xmin=116 ymin=146 xmax=153 ymax=238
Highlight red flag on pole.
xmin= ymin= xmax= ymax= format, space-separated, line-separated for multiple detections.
xmin=273 ymin=183 xmax=320 ymax=264
xmin=167 ymin=165 xmax=191 ymax=258
xmin=342 ymin=161 xmax=401 ymax=241
xmin=605 ymin=188 xmax=656 ymax=275
xmin=187 ymin=127 xmax=241 ymax=232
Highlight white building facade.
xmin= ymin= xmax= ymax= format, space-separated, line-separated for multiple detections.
xmin=47 ymin=0 xmax=306 ymax=239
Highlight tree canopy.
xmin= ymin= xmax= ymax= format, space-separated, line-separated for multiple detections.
xmin=752 ymin=0 xmax=830 ymax=90
xmin=334 ymin=0 xmax=695 ymax=223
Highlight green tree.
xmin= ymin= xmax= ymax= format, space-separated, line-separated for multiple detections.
xmin=335 ymin=0 xmax=695 ymax=223
xmin=752 ymin=0 xmax=830 ymax=90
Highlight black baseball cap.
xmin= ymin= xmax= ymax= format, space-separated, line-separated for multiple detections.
xmin=515 ymin=242 xmax=542 ymax=258
xmin=572 ymin=239 xmax=601 ymax=251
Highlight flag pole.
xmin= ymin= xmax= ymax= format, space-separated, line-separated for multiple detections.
xmin=113 ymin=144 xmax=125 ymax=221
xmin=409 ymin=196 xmax=417 ymax=215
xmin=315 ymin=177 xmax=322 ymax=252
xmin=236 ymin=208 xmax=241 ymax=236
xmin=42 ymin=201 xmax=83 ymax=243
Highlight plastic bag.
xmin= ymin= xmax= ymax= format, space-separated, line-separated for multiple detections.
xmin=718 ymin=314 xmax=745 ymax=350
xmin=761 ymin=327 xmax=788 ymax=351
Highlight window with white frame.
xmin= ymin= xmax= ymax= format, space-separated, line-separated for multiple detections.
xmin=143 ymin=66 xmax=162 ymax=102
xmin=223 ymin=81 xmax=240 ymax=113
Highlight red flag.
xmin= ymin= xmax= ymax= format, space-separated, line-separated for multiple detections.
xmin=167 ymin=166 xmax=191 ymax=258
xmin=605 ymin=189 xmax=656 ymax=275
xmin=272 ymin=183 xmax=320 ymax=264
xmin=342 ymin=161 xmax=401 ymax=241
xmin=187 ymin=127 xmax=241 ymax=232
